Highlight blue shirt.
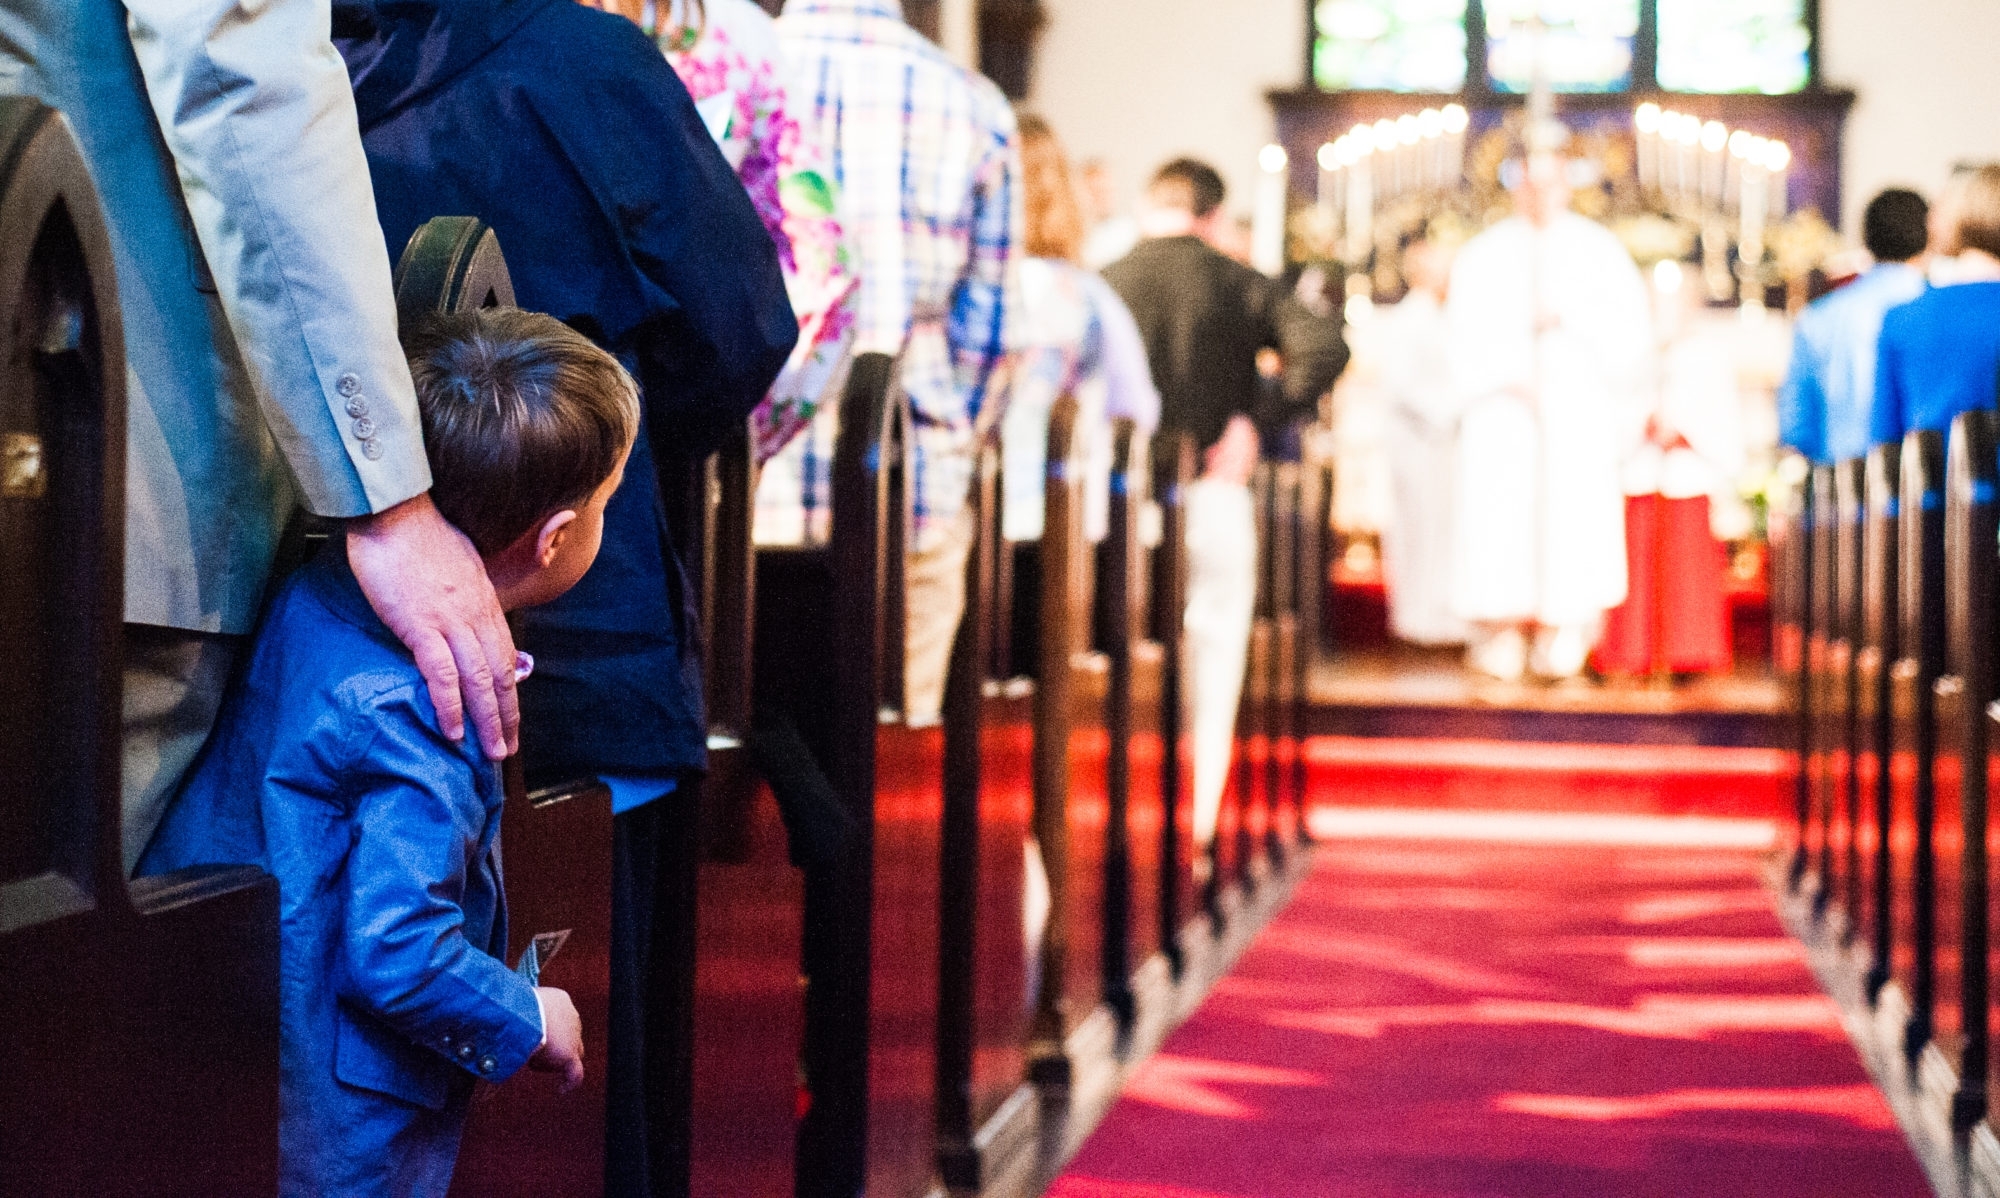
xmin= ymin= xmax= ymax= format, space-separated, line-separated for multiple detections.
xmin=140 ymin=550 xmax=543 ymax=1197
xmin=1872 ymin=280 xmax=2000 ymax=447
xmin=1777 ymin=262 xmax=1927 ymax=463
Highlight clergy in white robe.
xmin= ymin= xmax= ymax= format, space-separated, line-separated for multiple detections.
xmin=1446 ymin=155 xmax=1654 ymax=679
xmin=1380 ymin=239 xmax=1468 ymax=645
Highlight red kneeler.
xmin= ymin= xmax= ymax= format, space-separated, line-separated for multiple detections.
xmin=1596 ymin=492 xmax=1731 ymax=675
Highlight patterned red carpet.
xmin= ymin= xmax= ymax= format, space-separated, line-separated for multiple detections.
xmin=1048 ymin=799 xmax=1932 ymax=1197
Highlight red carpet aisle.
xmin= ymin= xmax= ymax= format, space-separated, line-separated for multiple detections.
xmin=1047 ymin=807 xmax=1932 ymax=1196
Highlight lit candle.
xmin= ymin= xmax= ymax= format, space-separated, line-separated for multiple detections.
xmin=1726 ymin=129 xmax=1754 ymax=214
xmin=1373 ymin=119 xmax=1397 ymax=198
xmin=1344 ymin=124 xmax=1374 ymax=267
xmin=1317 ymin=141 xmax=1339 ymax=221
xmin=1419 ymin=108 xmax=1444 ymax=194
xmin=1766 ymin=140 xmax=1792 ymax=220
xmin=1701 ymin=120 xmax=1729 ymax=209
xmin=1441 ymin=103 xmax=1468 ymax=188
xmin=1396 ymin=114 xmax=1420 ymax=198
xmin=1634 ymin=102 xmax=1661 ymax=194
xmin=1739 ymin=150 xmax=1768 ymax=308
xmin=1660 ymin=111 xmax=1683 ymax=199
xmin=1252 ymin=142 xmax=1288 ymax=277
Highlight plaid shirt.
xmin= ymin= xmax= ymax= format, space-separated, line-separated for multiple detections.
xmin=755 ymin=0 xmax=1021 ymax=549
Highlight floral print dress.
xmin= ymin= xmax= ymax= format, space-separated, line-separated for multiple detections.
xmin=660 ymin=0 xmax=858 ymax=460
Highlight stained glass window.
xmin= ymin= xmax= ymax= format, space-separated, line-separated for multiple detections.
xmin=1312 ymin=0 xmax=1469 ymax=93
xmin=1484 ymin=0 xmax=1640 ymax=93
xmin=1657 ymin=0 xmax=1811 ymax=94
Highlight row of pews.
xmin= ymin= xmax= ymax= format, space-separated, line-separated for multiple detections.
xmin=1773 ymin=402 xmax=2000 ymax=1156
xmin=0 ymin=102 xmax=1333 ymax=1197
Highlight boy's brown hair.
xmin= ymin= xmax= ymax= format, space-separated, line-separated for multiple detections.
xmin=404 ymin=307 xmax=640 ymax=555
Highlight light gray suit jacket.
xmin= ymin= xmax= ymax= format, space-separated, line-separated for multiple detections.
xmin=0 ymin=0 xmax=431 ymax=634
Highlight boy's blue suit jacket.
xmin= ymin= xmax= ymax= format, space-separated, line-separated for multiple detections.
xmin=141 ymin=549 xmax=543 ymax=1197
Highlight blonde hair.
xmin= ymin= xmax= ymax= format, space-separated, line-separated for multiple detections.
xmin=1954 ymin=163 xmax=2000 ymax=259
xmin=1017 ymin=114 xmax=1085 ymax=263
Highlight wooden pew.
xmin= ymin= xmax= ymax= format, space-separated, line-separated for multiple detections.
xmin=1293 ymin=450 xmax=1332 ymax=844
xmin=1102 ymin=420 xmax=1171 ymax=1038
xmin=761 ymin=354 xmax=947 ymax=1198
xmin=1829 ymin=458 xmax=1865 ymax=934
xmin=1858 ymin=441 xmax=1901 ymax=1001
xmin=681 ymin=421 xmax=810 ymax=1198
xmin=935 ymin=430 xmax=1036 ymax=1189
xmin=1030 ymin=394 xmax=1117 ymax=1083
xmin=1889 ymin=430 xmax=1946 ymax=1061
xmin=1265 ymin=464 xmax=1303 ymax=857
xmin=1152 ymin=436 xmax=1197 ymax=973
xmin=1936 ymin=409 xmax=1997 ymax=1128
xmin=389 ymin=218 xmax=617 ymax=1198
xmin=1807 ymin=462 xmax=1837 ymax=906
xmin=0 ymin=97 xmax=281 ymax=1198
xmin=1773 ymin=462 xmax=1811 ymax=889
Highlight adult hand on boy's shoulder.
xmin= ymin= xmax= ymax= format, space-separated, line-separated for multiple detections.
xmin=529 ymin=987 xmax=585 ymax=1093
xmin=348 ymin=492 xmax=520 ymax=760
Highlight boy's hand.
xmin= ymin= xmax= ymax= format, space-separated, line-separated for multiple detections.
xmin=528 ymin=987 xmax=585 ymax=1093
xmin=347 ymin=492 xmax=520 ymax=759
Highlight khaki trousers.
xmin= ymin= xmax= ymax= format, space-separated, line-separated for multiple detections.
xmin=902 ymin=507 xmax=978 ymax=727
xmin=121 ymin=624 xmax=240 ymax=874
xmin=1182 ymin=479 xmax=1257 ymax=852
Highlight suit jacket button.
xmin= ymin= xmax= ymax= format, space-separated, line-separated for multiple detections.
xmin=336 ymin=372 xmax=362 ymax=397
xmin=361 ymin=438 xmax=384 ymax=461
xmin=458 ymin=1043 xmax=475 ymax=1060
xmin=478 ymin=1055 xmax=498 ymax=1074
xmin=345 ymin=397 xmax=371 ymax=419
xmin=352 ymin=417 xmax=377 ymax=439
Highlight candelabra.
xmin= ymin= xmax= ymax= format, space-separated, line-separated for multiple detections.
xmin=1632 ymin=102 xmax=1791 ymax=309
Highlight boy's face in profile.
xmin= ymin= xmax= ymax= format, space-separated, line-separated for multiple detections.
xmin=487 ymin=444 xmax=631 ymax=612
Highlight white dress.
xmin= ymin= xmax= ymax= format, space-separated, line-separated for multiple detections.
xmin=1445 ymin=213 xmax=1654 ymax=628
xmin=1377 ymin=289 xmax=1468 ymax=644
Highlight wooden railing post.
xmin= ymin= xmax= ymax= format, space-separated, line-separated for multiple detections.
xmin=1860 ymin=441 xmax=1902 ymax=1002
xmin=1152 ymin=435 xmax=1196 ymax=976
xmin=1894 ymin=429 xmax=1946 ymax=1063
xmin=1942 ymin=410 xmax=1997 ymax=1129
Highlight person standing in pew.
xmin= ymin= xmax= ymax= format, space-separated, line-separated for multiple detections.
xmin=332 ymin=4 xmax=797 ymax=1191
xmin=1778 ymin=188 xmax=1931 ymax=467
xmin=1102 ymin=158 xmax=1341 ymax=885
xmin=142 ymin=309 xmax=635 ymax=1197
xmin=4 ymin=0 xmax=529 ymax=874
xmin=999 ymin=114 xmax=1160 ymax=557
xmin=757 ymin=0 xmax=1023 ymax=724
xmin=1871 ymin=165 xmax=2000 ymax=448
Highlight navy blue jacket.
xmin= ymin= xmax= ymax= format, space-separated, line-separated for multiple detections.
xmin=335 ymin=0 xmax=796 ymax=783
xmin=141 ymin=550 xmax=544 ymax=1196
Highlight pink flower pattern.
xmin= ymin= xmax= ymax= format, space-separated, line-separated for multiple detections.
xmin=665 ymin=11 xmax=858 ymax=460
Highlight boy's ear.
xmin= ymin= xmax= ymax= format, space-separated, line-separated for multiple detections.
xmin=535 ymin=509 xmax=580 ymax=568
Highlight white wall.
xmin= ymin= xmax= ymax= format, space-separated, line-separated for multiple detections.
xmin=1029 ymin=0 xmax=2000 ymax=236
xmin=1027 ymin=0 xmax=1303 ymax=224
xmin=1820 ymin=0 xmax=2000 ymax=230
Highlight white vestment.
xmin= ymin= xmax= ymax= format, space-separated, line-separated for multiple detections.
xmin=1378 ymin=290 xmax=1468 ymax=644
xmin=1446 ymin=213 xmax=1653 ymax=628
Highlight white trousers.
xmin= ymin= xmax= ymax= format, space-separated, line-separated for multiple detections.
xmin=1182 ymin=479 xmax=1257 ymax=850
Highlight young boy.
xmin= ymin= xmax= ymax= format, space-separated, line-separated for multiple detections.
xmin=140 ymin=308 xmax=639 ymax=1196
